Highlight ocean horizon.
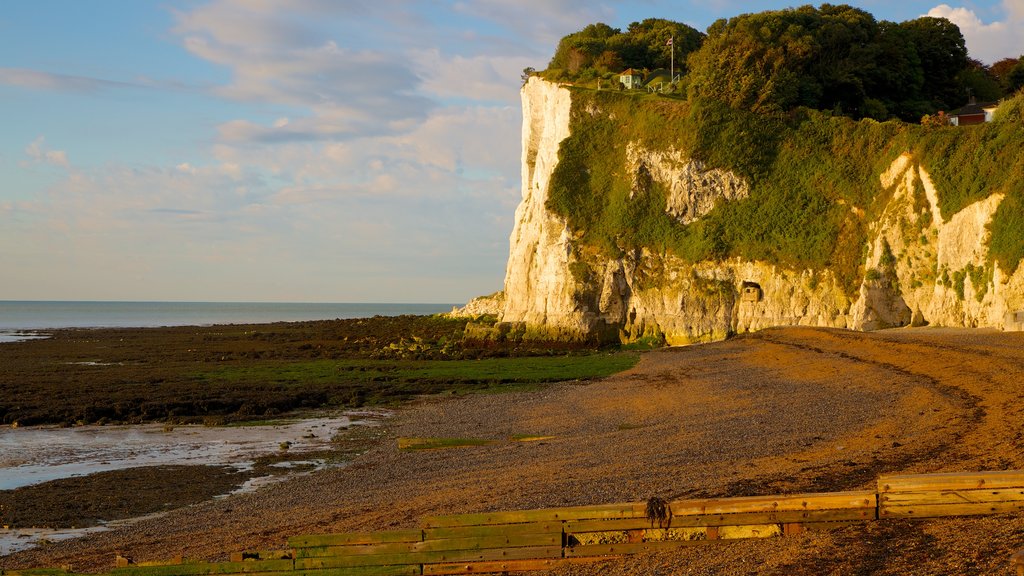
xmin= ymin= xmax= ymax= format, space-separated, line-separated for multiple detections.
xmin=0 ymin=300 xmax=460 ymax=339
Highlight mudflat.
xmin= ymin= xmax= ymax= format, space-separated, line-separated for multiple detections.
xmin=4 ymin=326 xmax=1024 ymax=575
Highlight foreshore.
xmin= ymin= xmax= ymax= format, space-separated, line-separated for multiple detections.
xmin=4 ymin=326 xmax=1024 ymax=574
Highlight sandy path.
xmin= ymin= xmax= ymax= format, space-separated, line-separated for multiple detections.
xmin=5 ymin=326 xmax=1024 ymax=574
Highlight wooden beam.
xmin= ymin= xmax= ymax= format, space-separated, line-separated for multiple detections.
xmin=565 ymin=540 xmax=710 ymax=557
xmin=109 ymin=559 xmax=295 ymax=576
xmin=295 ymin=533 xmax=561 ymax=558
xmin=188 ymin=568 xmax=419 ymax=576
xmin=296 ymin=545 xmax=564 ymax=569
xmin=422 ymin=556 xmax=614 ymax=575
xmin=423 ymin=522 xmax=562 ymax=541
xmin=669 ymin=491 xmax=876 ymax=516
xmin=289 ymin=529 xmax=423 ymax=548
xmin=422 ymin=503 xmax=643 ymax=528
xmin=878 ymin=471 xmax=1024 ymax=493
xmin=565 ymin=507 xmax=874 ymax=533
xmin=880 ymin=488 xmax=1024 ymax=506
xmin=880 ymin=500 xmax=1024 ymax=518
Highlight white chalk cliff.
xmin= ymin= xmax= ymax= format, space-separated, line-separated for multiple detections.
xmin=469 ymin=78 xmax=1024 ymax=343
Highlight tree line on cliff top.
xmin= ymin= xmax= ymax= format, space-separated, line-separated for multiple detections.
xmin=542 ymin=4 xmax=1024 ymax=122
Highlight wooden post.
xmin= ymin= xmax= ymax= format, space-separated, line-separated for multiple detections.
xmin=783 ymin=523 xmax=804 ymax=536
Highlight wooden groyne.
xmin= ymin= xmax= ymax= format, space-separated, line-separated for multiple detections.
xmin=7 ymin=469 xmax=1024 ymax=575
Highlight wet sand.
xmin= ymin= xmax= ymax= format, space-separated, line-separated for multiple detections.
xmin=4 ymin=326 xmax=1024 ymax=574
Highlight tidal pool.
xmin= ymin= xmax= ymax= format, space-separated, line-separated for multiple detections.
xmin=0 ymin=411 xmax=388 ymax=555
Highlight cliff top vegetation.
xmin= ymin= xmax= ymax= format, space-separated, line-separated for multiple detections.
xmin=539 ymin=4 xmax=1024 ymax=122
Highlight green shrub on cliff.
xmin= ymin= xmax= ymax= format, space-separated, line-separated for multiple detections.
xmin=545 ymin=83 xmax=1024 ymax=290
xmin=911 ymin=93 xmax=1024 ymax=273
xmin=546 ymin=88 xmax=906 ymax=294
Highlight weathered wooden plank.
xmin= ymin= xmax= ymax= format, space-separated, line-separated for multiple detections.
xmin=109 ymin=559 xmax=295 ymax=576
xmin=423 ymin=522 xmax=562 ymax=541
xmin=717 ymin=524 xmax=782 ymax=539
xmin=800 ymin=520 xmax=864 ymax=532
xmin=190 ymin=569 xmax=420 ymax=576
xmin=229 ymin=551 xmax=292 ymax=563
xmin=221 ymin=568 xmax=420 ymax=576
xmin=669 ymin=491 xmax=876 ymax=516
xmin=422 ymin=556 xmax=613 ymax=575
xmin=880 ymin=488 xmax=1024 ymax=506
xmin=415 ymin=533 xmax=561 ymax=553
xmin=565 ymin=507 xmax=874 ymax=533
xmin=295 ymin=533 xmax=561 ymax=558
xmin=565 ymin=540 xmax=708 ymax=557
xmin=289 ymin=529 xmax=423 ymax=548
xmin=878 ymin=470 xmax=1024 ymax=493
xmin=879 ymin=500 xmax=1024 ymax=518
xmin=291 ymin=568 xmax=421 ymax=576
xmin=422 ymin=503 xmax=643 ymax=528
xmin=296 ymin=545 xmax=563 ymax=569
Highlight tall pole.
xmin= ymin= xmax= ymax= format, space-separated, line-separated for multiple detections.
xmin=670 ymin=35 xmax=675 ymax=84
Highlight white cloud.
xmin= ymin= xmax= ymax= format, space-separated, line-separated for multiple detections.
xmin=175 ymin=2 xmax=434 ymax=142
xmin=928 ymin=1 xmax=1024 ymax=63
xmin=413 ymin=50 xmax=535 ymax=103
xmin=452 ymin=0 xmax=616 ymax=48
xmin=22 ymin=137 xmax=70 ymax=168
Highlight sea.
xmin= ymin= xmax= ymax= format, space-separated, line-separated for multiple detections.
xmin=0 ymin=301 xmax=459 ymax=343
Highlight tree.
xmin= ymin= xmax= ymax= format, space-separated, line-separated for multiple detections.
xmin=862 ymin=20 xmax=926 ymax=121
xmin=1009 ymin=60 xmax=1024 ymax=93
xmin=957 ymin=59 xmax=1004 ymax=102
xmin=686 ymin=9 xmax=818 ymax=112
xmin=626 ymin=18 xmax=704 ymax=73
xmin=991 ymin=57 xmax=1021 ymax=89
xmin=544 ymin=20 xmax=702 ymax=82
xmin=521 ymin=67 xmax=536 ymax=87
xmin=547 ymin=23 xmax=621 ymax=74
xmin=899 ymin=17 xmax=969 ymax=110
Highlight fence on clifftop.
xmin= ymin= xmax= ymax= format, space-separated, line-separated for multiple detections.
xmin=5 ymin=469 xmax=1024 ymax=576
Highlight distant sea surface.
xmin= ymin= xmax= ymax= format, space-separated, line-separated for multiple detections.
xmin=0 ymin=301 xmax=458 ymax=342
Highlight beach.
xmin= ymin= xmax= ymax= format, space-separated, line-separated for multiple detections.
xmin=4 ymin=325 xmax=1024 ymax=574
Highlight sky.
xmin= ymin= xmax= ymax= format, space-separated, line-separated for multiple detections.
xmin=1 ymin=0 xmax=1021 ymax=303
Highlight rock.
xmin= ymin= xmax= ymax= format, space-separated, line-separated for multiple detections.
xmin=487 ymin=78 xmax=1024 ymax=344
xmin=449 ymin=291 xmax=504 ymax=318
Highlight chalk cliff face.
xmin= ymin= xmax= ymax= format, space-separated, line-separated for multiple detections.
xmin=484 ymin=78 xmax=1023 ymax=343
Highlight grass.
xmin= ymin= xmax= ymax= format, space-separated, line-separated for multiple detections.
xmin=510 ymin=434 xmax=556 ymax=442
xmin=397 ymin=437 xmax=495 ymax=451
xmin=193 ymin=353 xmax=640 ymax=405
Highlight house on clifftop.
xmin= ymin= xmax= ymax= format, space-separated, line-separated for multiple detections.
xmin=951 ymin=99 xmax=1000 ymax=126
xmin=619 ymin=69 xmax=642 ymax=90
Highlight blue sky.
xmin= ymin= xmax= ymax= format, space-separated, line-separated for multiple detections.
xmin=1 ymin=0 xmax=1021 ymax=303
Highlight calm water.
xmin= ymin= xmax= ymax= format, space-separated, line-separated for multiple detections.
xmin=0 ymin=301 xmax=457 ymax=342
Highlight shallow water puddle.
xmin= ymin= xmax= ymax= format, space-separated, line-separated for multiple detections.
xmin=0 ymin=411 xmax=388 ymax=555
xmin=0 ymin=411 xmax=386 ymax=490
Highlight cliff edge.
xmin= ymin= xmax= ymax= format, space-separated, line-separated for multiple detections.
xmin=459 ymin=78 xmax=1024 ymax=344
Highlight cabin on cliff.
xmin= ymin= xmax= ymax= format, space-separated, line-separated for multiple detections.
xmin=951 ymin=98 xmax=1000 ymax=126
xmin=619 ymin=69 xmax=642 ymax=90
